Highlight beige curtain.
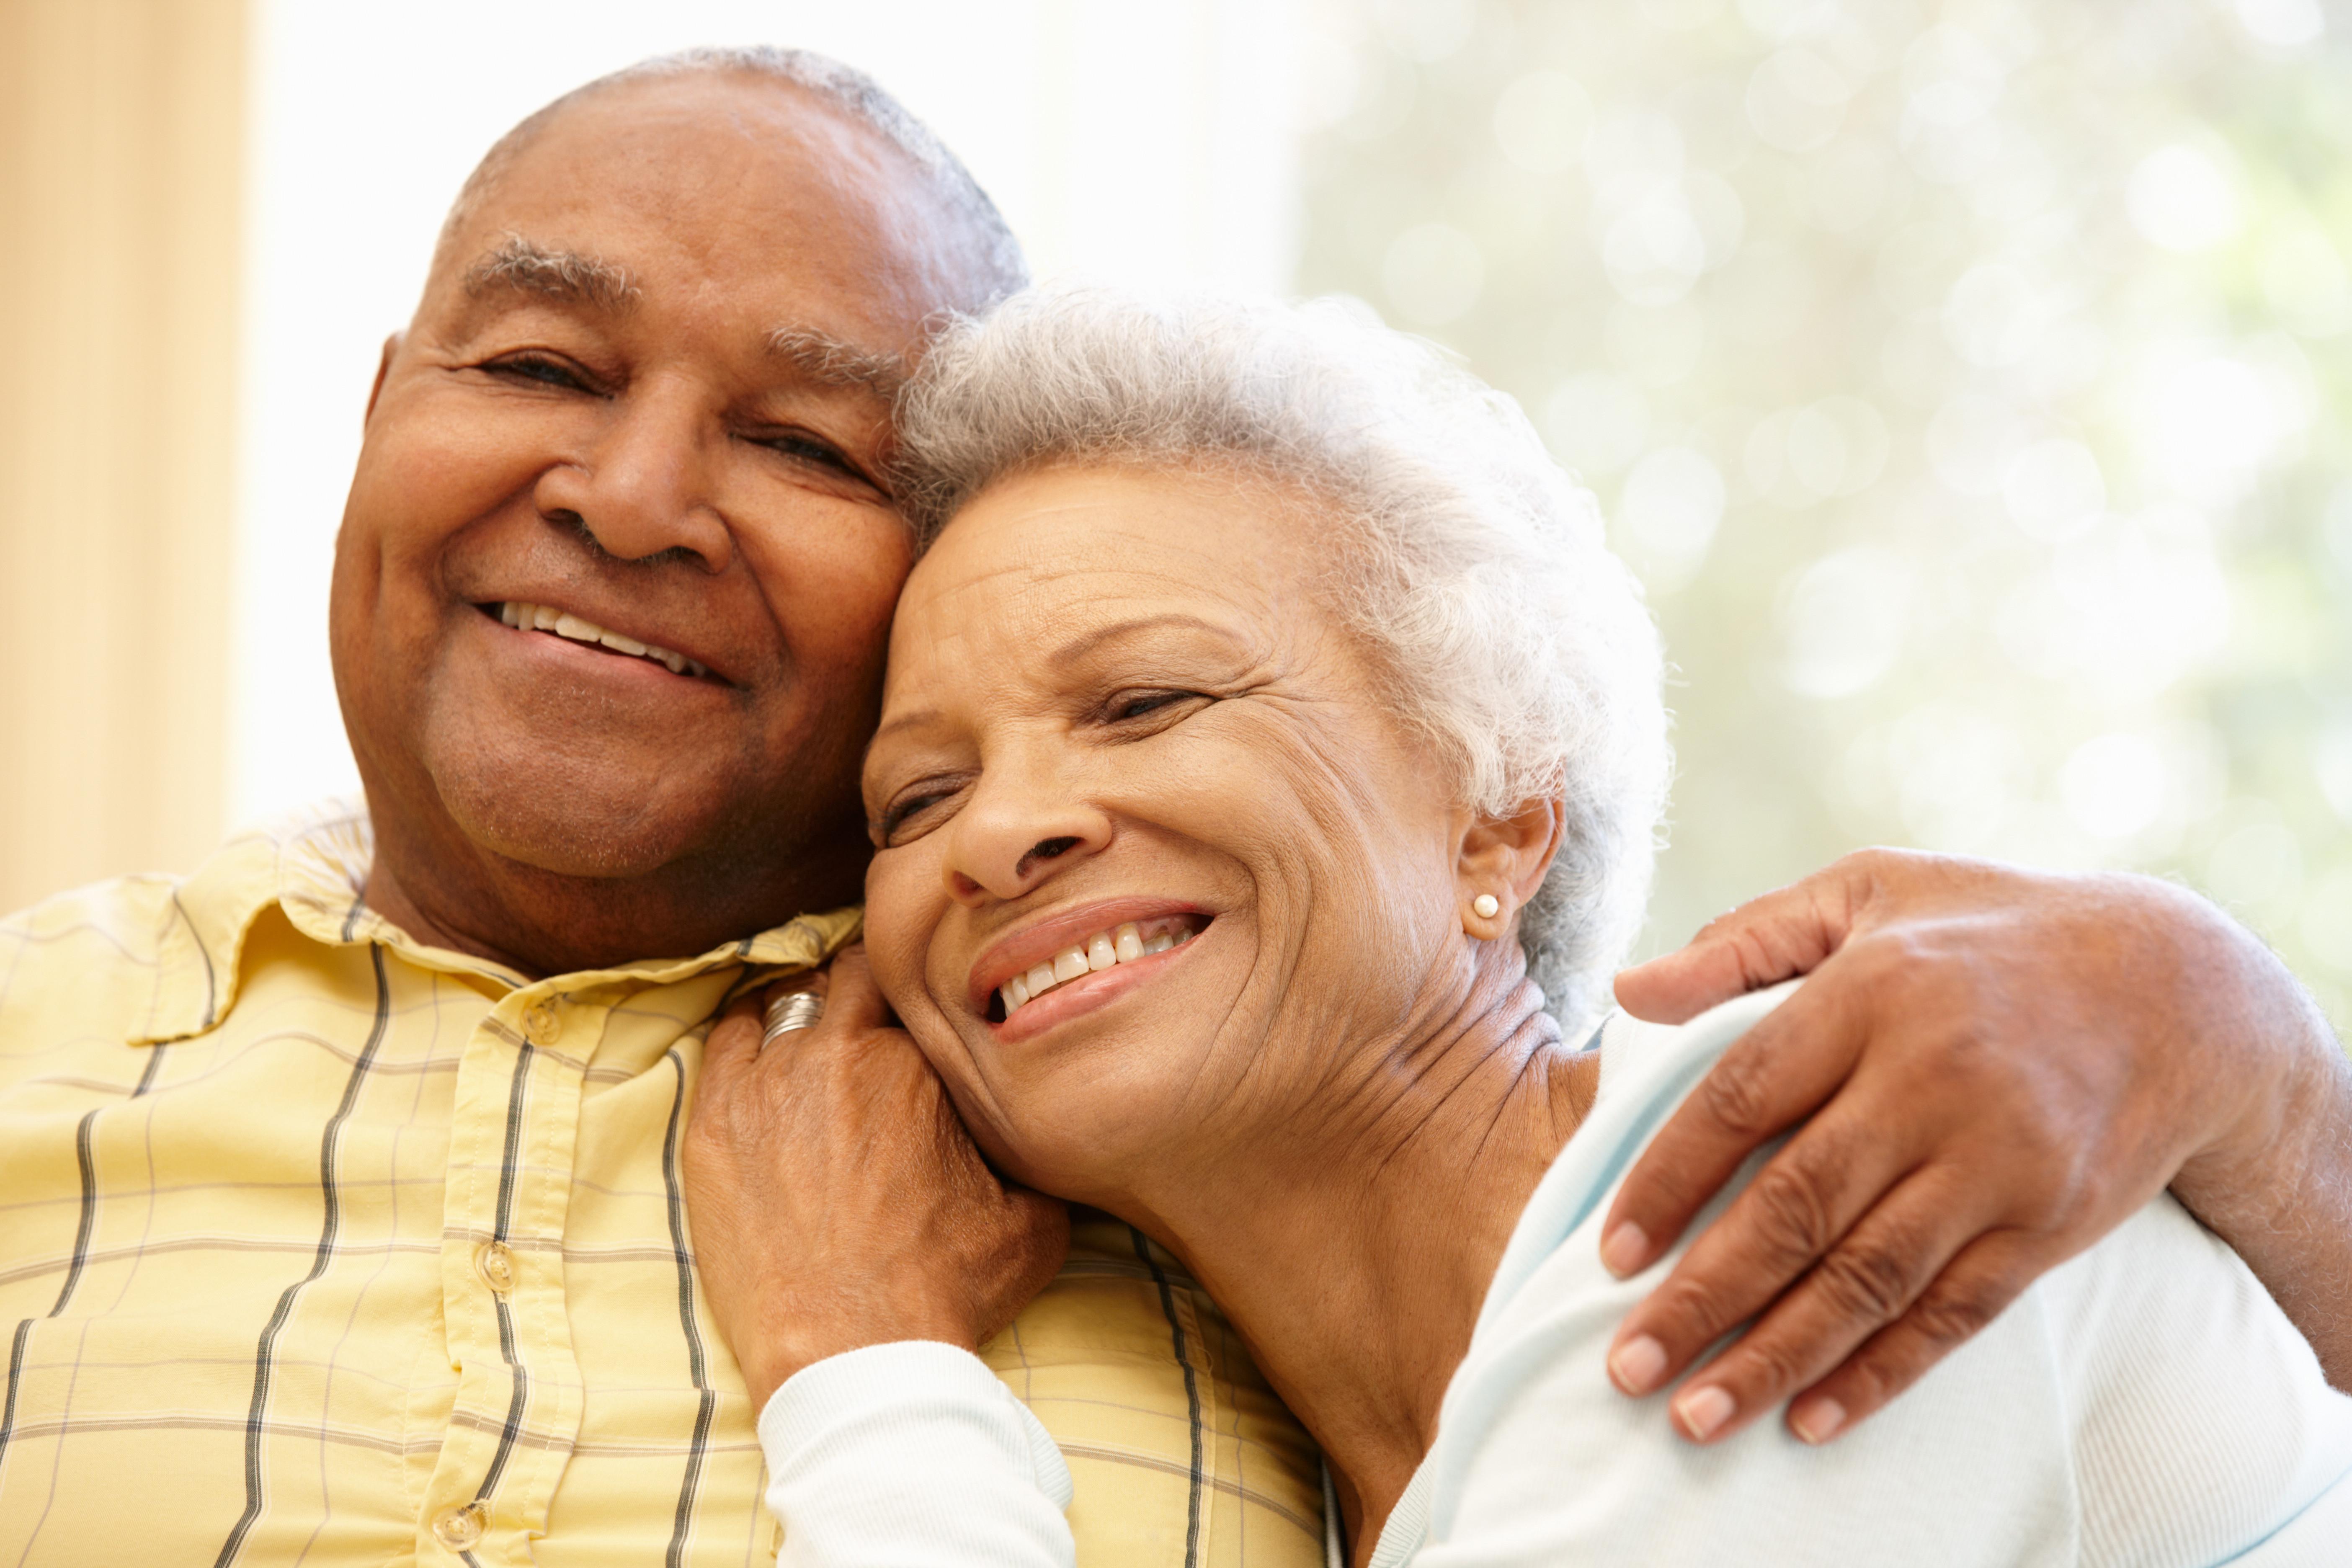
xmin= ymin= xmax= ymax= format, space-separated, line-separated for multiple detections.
xmin=0 ymin=0 xmax=246 ymax=914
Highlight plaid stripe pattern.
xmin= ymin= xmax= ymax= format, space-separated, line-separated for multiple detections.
xmin=0 ymin=802 xmax=1322 ymax=1565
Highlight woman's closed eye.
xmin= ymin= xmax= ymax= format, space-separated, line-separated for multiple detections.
xmin=877 ymin=779 xmax=969 ymax=846
xmin=1101 ymin=688 xmax=1212 ymax=728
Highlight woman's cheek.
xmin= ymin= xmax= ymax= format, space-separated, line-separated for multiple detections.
xmin=860 ymin=849 xmax=934 ymax=1019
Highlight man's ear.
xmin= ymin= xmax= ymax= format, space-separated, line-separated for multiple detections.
xmin=1456 ymin=796 xmax=1564 ymax=940
xmin=363 ymin=331 xmax=404 ymax=424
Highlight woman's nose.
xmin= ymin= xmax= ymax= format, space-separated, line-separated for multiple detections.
xmin=944 ymin=781 xmax=1112 ymax=906
xmin=533 ymin=382 xmax=733 ymax=573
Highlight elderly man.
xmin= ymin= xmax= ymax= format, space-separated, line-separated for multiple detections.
xmin=1 ymin=45 xmax=2347 ymax=1567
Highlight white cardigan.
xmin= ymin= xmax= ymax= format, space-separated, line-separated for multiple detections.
xmin=757 ymin=983 xmax=2352 ymax=1566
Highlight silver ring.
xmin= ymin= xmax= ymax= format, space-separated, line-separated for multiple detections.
xmin=761 ymin=988 xmax=825 ymax=1045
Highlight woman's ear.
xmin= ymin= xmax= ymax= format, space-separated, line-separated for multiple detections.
xmin=1455 ymin=796 xmax=1564 ymax=939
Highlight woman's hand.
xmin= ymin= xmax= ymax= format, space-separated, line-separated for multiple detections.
xmin=1596 ymin=849 xmax=2352 ymax=1446
xmin=682 ymin=945 xmax=1070 ymax=1410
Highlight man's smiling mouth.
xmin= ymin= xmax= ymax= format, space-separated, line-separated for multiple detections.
xmin=489 ymin=601 xmax=711 ymax=679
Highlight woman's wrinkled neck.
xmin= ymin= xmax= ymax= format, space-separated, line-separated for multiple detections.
xmin=1118 ymin=953 xmax=1603 ymax=1564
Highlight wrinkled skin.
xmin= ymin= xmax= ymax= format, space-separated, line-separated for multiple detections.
xmin=682 ymin=950 xmax=1068 ymax=1409
xmin=333 ymin=71 xmax=996 ymax=975
xmin=1603 ymin=849 xmax=2352 ymax=1444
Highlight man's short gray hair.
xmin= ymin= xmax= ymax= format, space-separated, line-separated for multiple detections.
xmin=440 ymin=46 xmax=1027 ymax=306
xmin=892 ymin=286 xmax=1671 ymax=1031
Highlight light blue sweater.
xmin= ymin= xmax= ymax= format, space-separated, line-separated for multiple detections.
xmin=1360 ymin=982 xmax=2352 ymax=1566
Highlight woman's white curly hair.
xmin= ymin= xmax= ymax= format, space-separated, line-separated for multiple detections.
xmin=890 ymin=286 xmax=1671 ymax=1032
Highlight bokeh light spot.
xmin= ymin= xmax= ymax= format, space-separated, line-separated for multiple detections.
xmin=2061 ymin=733 xmax=2168 ymax=840
xmin=1382 ymin=223 xmax=1486 ymax=324
xmin=2127 ymin=144 xmax=2244 ymax=252
xmin=1782 ymin=548 xmax=1914 ymax=697
xmin=1493 ymin=71 xmax=1594 ymax=173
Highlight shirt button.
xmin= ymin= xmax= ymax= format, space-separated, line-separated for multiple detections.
xmin=521 ymin=1000 xmax=560 ymax=1045
xmin=432 ymin=1501 xmax=486 ymax=1552
xmin=475 ymin=1240 xmax=517 ymax=1297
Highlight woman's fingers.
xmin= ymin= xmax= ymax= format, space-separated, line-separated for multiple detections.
xmin=1607 ymin=1079 xmax=1938 ymax=1401
xmin=1599 ymin=975 xmax=1869 ymax=1279
xmin=696 ymin=994 xmax=767 ymax=1094
xmin=1783 ymin=1234 xmax=2042 ymax=1444
xmin=1641 ymin=1168 xmax=1991 ymax=1443
xmin=684 ymin=945 xmax=1066 ymax=1408
xmin=810 ymin=943 xmax=888 ymax=1033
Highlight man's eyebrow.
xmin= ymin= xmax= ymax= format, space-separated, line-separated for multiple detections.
xmin=1047 ymin=613 xmax=1240 ymax=670
xmin=766 ymin=325 xmax=908 ymax=398
xmin=463 ymin=234 xmax=639 ymax=312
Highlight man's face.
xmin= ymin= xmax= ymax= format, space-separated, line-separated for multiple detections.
xmin=334 ymin=75 xmax=972 ymax=951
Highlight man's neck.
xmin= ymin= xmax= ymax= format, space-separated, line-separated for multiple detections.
xmin=359 ymin=815 xmax=867 ymax=979
xmin=1122 ymin=979 xmax=1600 ymax=1565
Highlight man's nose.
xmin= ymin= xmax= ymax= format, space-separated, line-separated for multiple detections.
xmin=532 ymin=381 xmax=733 ymax=573
xmin=944 ymin=760 xmax=1112 ymax=907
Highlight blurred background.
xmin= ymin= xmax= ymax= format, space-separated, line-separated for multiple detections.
xmin=5 ymin=0 xmax=2350 ymax=1028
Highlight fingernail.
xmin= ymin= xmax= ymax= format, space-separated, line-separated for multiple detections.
xmin=1600 ymin=1221 xmax=1649 ymax=1277
xmin=1791 ymin=1398 xmax=1846 ymax=1445
xmin=1609 ymin=1333 xmax=1668 ymax=1395
xmin=1674 ymin=1384 xmax=1736 ymax=1442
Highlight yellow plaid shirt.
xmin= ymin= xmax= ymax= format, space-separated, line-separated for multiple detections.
xmin=0 ymin=802 xmax=1321 ymax=1565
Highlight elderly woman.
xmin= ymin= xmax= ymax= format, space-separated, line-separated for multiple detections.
xmin=686 ymin=287 xmax=2352 ymax=1565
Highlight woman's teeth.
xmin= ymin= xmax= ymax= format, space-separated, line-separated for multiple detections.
xmin=1000 ymin=920 xmax=1199 ymax=1016
xmin=498 ymin=601 xmax=707 ymax=678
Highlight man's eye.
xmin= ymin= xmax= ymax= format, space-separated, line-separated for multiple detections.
xmin=485 ymin=354 xmax=593 ymax=392
xmin=758 ymin=431 xmax=873 ymax=485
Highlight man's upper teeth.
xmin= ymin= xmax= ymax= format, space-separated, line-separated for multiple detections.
xmin=499 ymin=602 xmax=706 ymax=677
xmin=1000 ymin=920 xmax=1197 ymax=1015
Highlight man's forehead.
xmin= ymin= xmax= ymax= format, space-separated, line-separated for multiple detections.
xmin=434 ymin=74 xmax=964 ymax=348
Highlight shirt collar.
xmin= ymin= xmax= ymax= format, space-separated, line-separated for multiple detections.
xmin=139 ymin=796 xmax=861 ymax=1044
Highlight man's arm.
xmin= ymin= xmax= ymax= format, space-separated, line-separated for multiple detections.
xmin=1591 ymin=849 xmax=2352 ymax=1446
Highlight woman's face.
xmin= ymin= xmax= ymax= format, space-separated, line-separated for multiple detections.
xmin=861 ymin=463 xmax=1491 ymax=1203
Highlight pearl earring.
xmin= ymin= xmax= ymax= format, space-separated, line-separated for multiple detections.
xmin=1473 ymin=894 xmax=1501 ymax=918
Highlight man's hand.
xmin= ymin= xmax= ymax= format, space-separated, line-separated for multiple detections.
xmin=1596 ymin=848 xmax=2352 ymax=1447
xmin=683 ymin=946 xmax=1070 ymax=1410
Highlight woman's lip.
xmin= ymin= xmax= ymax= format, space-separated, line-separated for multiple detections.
xmin=988 ymin=936 xmax=1198 ymax=1045
xmin=967 ymin=896 xmax=1211 ymax=1013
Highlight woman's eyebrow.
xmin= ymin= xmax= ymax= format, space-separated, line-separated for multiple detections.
xmin=1046 ymin=613 xmax=1239 ymax=671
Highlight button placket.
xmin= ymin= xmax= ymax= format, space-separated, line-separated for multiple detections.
xmin=521 ymin=999 xmax=560 ymax=1046
xmin=475 ymin=1239 xmax=517 ymax=1297
xmin=432 ymin=1501 xmax=487 ymax=1553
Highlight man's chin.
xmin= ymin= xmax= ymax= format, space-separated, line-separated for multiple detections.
xmin=433 ymin=763 xmax=720 ymax=883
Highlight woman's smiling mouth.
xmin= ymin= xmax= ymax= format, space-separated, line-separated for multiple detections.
xmin=970 ymin=903 xmax=1213 ymax=1036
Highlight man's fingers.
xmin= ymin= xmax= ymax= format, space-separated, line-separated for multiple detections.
xmin=1614 ymin=859 xmax=1872 ymax=1024
xmin=1600 ymin=977 xmax=1870 ymax=1277
xmin=1785 ymin=1235 xmax=2040 ymax=1445
xmin=1638 ymin=1171 xmax=1983 ymax=1444
xmin=1607 ymin=1087 xmax=1931 ymax=1398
